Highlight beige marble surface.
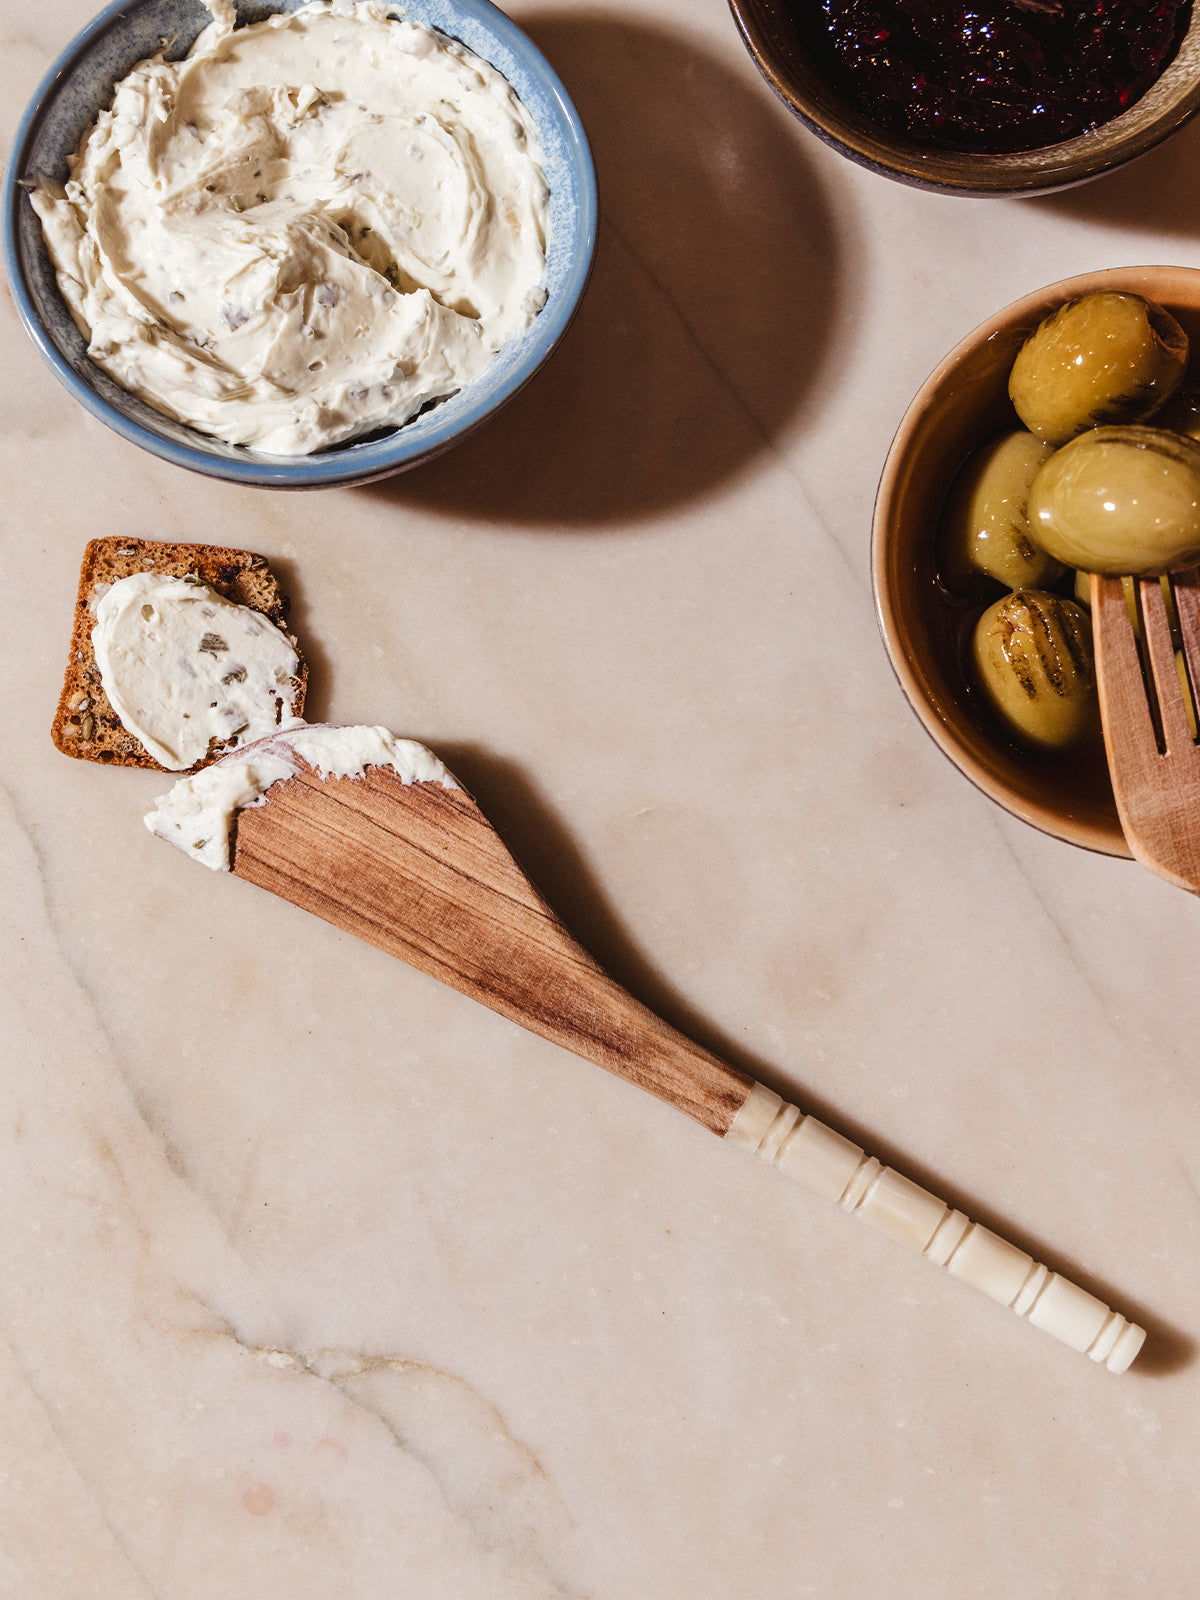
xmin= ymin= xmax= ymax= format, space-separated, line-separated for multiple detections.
xmin=5 ymin=1 xmax=1200 ymax=1594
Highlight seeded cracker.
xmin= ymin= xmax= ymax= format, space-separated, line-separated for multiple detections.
xmin=53 ymin=537 xmax=307 ymax=771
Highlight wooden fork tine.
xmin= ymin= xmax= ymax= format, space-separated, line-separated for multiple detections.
xmin=1170 ymin=568 xmax=1200 ymax=695
xmin=1138 ymin=575 xmax=1195 ymax=756
xmin=1092 ymin=574 xmax=1158 ymax=763
xmin=1093 ymin=570 xmax=1200 ymax=893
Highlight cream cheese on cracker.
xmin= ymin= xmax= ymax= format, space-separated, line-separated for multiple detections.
xmin=93 ymin=572 xmax=302 ymax=769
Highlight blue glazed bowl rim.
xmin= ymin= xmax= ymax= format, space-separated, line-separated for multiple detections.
xmin=2 ymin=0 xmax=597 ymax=488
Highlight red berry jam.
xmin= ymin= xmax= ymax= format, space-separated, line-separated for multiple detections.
xmin=801 ymin=1 xmax=1192 ymax=153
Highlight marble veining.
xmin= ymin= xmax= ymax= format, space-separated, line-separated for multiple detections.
xmin=6 ymin=0 xmax=1200 ymax=1594
xmin=2 ymin=789 xmax=586 ymax=1597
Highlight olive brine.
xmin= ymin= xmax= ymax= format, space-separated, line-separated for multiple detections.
xmin=938 ymin=290 xmax=1200 ymax=755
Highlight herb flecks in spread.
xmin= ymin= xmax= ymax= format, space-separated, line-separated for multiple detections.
xmin=32 ymin=0 xmax=549 ymax=454
xmin=93 ymin=572 xmax=302 ymax=769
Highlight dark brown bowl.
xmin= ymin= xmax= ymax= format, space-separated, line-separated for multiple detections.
xmin=872 ymin=266 xmax=1200 ymax=857
xmin=727 ymin=0 xmax=1200 ymax=196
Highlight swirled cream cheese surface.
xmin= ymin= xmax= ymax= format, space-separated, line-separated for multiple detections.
xmin=32 ymin=0 xmax=548 ymax=454
xmin=146 ymin=723 xmax=455 ymax=869
xmin=94 ymin=572 xmax=302 ymax=768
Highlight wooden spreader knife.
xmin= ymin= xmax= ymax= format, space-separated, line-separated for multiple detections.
xmin=151 ymin=727 xmax=1146 ymax=1372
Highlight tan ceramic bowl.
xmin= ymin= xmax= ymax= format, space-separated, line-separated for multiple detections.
xmin=873 ymin=266 xmax=1200 ymax=858
xmin=728 ymin=0 xmax=1200 ymax=196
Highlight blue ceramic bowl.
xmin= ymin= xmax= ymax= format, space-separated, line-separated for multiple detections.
xmin=2 ymin=0 xmax=597 ymax=488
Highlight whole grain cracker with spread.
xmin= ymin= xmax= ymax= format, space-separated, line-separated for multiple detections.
xmin=53 ymin=537 xmax=306 ymax=771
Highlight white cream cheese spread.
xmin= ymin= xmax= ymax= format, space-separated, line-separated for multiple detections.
xmin=93 ymin=572 xmax=302 ymax=769
xmin=145 ymin=722 xmax=456 ymax=869
xmin=32 ymin=0 xmax=549 ymax=454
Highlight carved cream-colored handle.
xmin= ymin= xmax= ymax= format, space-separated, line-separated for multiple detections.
xmin=726 ymin=1084 xmax=1145 ymax=1372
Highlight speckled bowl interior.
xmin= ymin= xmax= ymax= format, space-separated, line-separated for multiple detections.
xmin=2 ymin=0 xmax=597 ymax=488
xmin=727 ymin=0 xmax=1200 ymax=196
xmin=873 ymin=266 xmax=1200 ymax=858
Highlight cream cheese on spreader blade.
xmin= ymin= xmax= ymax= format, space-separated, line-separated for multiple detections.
xmin=146 ymin=723 xmax=1148 ymax=1371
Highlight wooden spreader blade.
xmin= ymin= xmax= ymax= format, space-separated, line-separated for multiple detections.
xmin=231 ymin=763 xmax=750 ymax=1133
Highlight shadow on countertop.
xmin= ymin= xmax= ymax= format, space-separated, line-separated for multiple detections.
xmin=439 ymin=736 xmax=1193 ymax=1380
xmin=357 ymin=9 xmax=840 ymax=526
xmin=1029 ymin=110 xmax=1200 ymax=240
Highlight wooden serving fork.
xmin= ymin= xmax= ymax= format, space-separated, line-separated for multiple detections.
xmin=198 ymin=737 xmax=1145 ymax=1369
xmin=1092 ymin=569 xmax=1200 ymax=893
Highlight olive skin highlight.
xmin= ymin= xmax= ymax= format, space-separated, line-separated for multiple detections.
xmin=939 ymin=429 xmax=1061 ymax=590
xmin=1009 ymin=292 xmax=1188 ymax=446
xmin=1027 ymin=425 xmax=1200 ymax=576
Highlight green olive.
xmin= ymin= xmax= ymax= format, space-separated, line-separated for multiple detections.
xmin=1073 ymin=569 xmax=1092 ymax=608
xmin=939 ymin=430 xmax=1061 ymax=590
xmin=1008 ymin=292 xmax=1188 ymax=446
xmin=971 ymin=590 xmax=1099 ymax=755
xmin=1027 ymin=425 xmax=1200 ymax=575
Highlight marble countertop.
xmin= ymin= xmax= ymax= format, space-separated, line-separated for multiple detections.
xmin=4 ymin=2 xmax=1200 ymax=1594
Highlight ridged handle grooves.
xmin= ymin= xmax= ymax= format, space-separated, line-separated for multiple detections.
xmin=726 ymin=1084 xmax=1145 ymax=1373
